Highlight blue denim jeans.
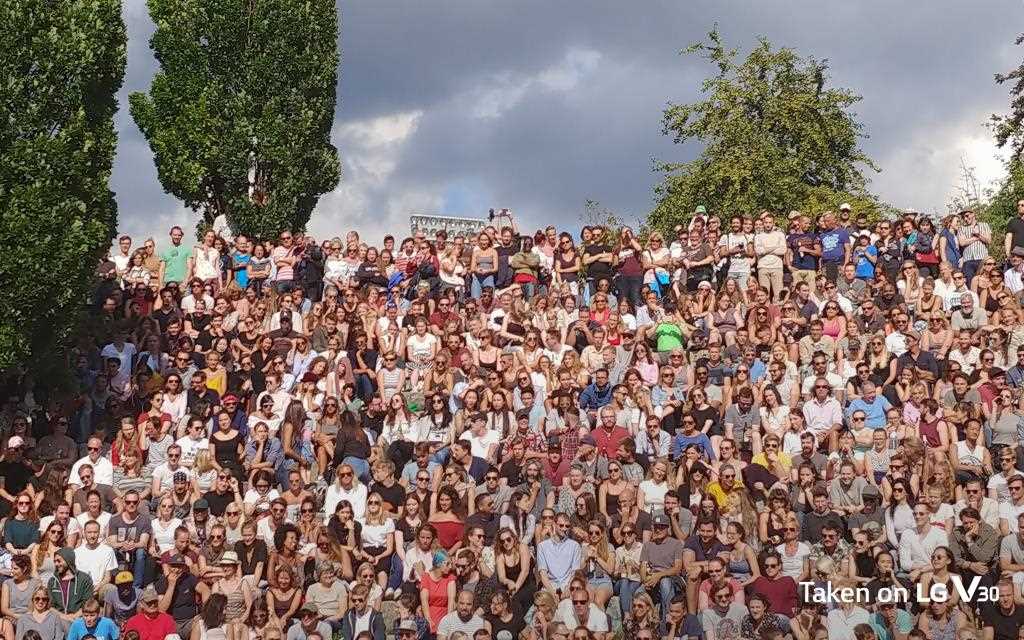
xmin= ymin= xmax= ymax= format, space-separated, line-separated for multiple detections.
xmin=471 ymin=274 xmax=494 ymax=298
xmin=615 ymin=578 xmax=641 ymax=614
xmin=124 ymin=548 xmax=146 ymax=588
xmin=655 ymin=576 xmax=683 ymax=613
xmin=615 ymin=275 xmax=644 ymax=308
xmin=388 ymin=555 xmax=404 ymax=590
xmin=355 ymin=373 xmax=376 ymax=401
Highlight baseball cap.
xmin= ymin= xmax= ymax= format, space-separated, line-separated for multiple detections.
xmin=839 ymin=203 xmax=852 ymax=211
xmin=862 ymin=484 xmax=880 ymax=498
xmin=114 ymin=571 xmax=134 ymax=585
xmin=652 ymin=514 xmax=670 ymax=527
xmin=580 ymin=434 xmax=597 ymax=447
xmin=193 ymin=498 xmax=209 ymax=511
xmin=7 ymin=436 xmax=24 ymax=449
xmin=904 ymin=330 xmax=921 ymax=342
xmin=141 ymin=585 xmax=160 ymax=603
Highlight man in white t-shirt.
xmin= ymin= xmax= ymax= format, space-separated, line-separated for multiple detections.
xmin=111 ymin=235 xmax=132 ymax=281
xmin=437 ymin=590 xmax=488 ymax=640
xmin=175 ymin=421 xmax=210 ymax=469
xmin=39 ymin=503 xmax=82 ymax=548
xmin=554 ymin=588 xmax=610 ymax=638
xmin=75 ymin=520 xmax=118 ymax=598
xmin=718 ymin=217 xmax=753 ymax=288
xmin=69 ymin=439 xmax=115 ymax=487
xmin=1000 ymin=476 xmax=1024 ymax=535
xmin=151 ymin=445 xmax=193 ymax=497
xmin=100 ymin=332 xmax=137 ymax=379
xmin=466 ymin=414 xmax=500 ymax=464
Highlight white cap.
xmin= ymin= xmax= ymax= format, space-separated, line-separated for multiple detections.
xmin=7 ymin=436 xmax=24 ymax=449
xmin=838 ymin=203 xmax=852 ymax=211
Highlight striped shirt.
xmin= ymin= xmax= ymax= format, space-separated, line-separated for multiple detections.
xmin=956 ymin=222 xmax=991 ymax=261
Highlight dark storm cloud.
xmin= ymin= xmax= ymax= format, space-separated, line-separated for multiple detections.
xmin=112 ymin=0 xmax=1024 ymax=243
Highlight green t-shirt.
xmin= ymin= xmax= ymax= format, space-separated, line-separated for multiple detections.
xmin=161 ymin=244 xmax=190 ymax=283
xmin=655 ymin=322 xmax=684 ymax=352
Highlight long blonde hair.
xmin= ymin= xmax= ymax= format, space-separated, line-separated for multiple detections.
xmin=364 ymin=492 xmax=387 ymax=526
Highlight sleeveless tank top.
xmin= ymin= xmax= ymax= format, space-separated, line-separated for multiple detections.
xmin=712 ymin=310 xmax=738 ymax=335
xmin=557 ymin=252 xmax=577 ymax=272
xmin=918 ymin=415 xmax=942 ymax=448
xmin=924 ymin=613 xmax=958 ymax=640
xmin=956 ymin=441 xmax=984 ymax=466
xmin=476 ymin=253 xmax=495 ymax=272
xmin=222 ymin=578 xmax=247 ymax=621
xmin=822 ymin=316 xmax=842 ymax=338
xmin=379 ymin=368 xmax=402 ymax=400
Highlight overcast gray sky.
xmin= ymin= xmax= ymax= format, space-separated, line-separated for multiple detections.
xmin=112 ymin=1 xmax=1023 ymax=245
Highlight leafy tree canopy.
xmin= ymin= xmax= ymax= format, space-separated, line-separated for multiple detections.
xmin=992 ymin=33 xmax=1024 ymax=160
xmin=130 ymin=0 xmax=341 ymax=240
xmin=0 ymin=0 xmax=126 ymax=372
xmin=649 ymin=27 xmax=881 ymax=232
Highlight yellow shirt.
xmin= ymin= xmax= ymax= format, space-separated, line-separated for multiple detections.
xmin=751 ymin=452 xmax=793 ymax=475
xmin=706 ymin=479 xmax=744 ymax=510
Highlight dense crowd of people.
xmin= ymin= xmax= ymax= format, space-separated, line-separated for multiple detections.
xmin=7 ymin=201 xmax=1024 ymax=640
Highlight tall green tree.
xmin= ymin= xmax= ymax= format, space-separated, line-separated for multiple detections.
xmin=0 ymin=0 xmax=126 ymax=371
xmin=992 ymin=33 xmax=1024 ymax=159
xmin=649 ymin=28 xmax=880 ymax=231
xmin=130 ymin=0 xmax=341 ymax=239
xmin=986 ymin=32 xmax=1024 ymax=256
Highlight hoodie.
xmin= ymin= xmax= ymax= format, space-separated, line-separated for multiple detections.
xmin=47 ymin=547 xmax=94 ymax=614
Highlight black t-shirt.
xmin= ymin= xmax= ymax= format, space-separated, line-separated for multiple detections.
xmin=155 ymin=572 xmax=199 ymax=622
xmin=610 ymin=511 xmax=653 ymax=538
xmin=983 ymin=604 xmax=1024 ymax=640
xmin=465 ymin=511 xmax=500 ymax=545
xmin=584 ymin=243 xmax=614 ymax=280
xmin=0 ymin=460 xmax=32 ymax=496
xmin=1009 ymin=217 xmax=1024 ymax=253
xmin=235 ymin=539 xmax=269 ymax=583
xmin=801 ymin=510 xmax=847 ymax=543
xmin=362 ymin=412 xmax=384 ymax=439
xmin=370 ymin=481 xmax=405 ymax=514
xmin=498 ymin=459 xmax=523 ymax=487
xmin=485 ymin=611 xmax=526 ymax=639
xmin=201 ymin=489 xmax=234 ymax=517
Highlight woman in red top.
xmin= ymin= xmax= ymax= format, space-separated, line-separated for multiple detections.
xmin=136 ymin=390 xmax=172 ymax=435
xmin=418 ymin=551 xmax=456 ymax=634
xmin=428 ymin=486 xmax=465 ymax=552
xmin=110 ymin=416 xmax=142 ymax=466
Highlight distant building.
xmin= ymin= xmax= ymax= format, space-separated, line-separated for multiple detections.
xmin=410 ymin=213 xmax=488 ymax=239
